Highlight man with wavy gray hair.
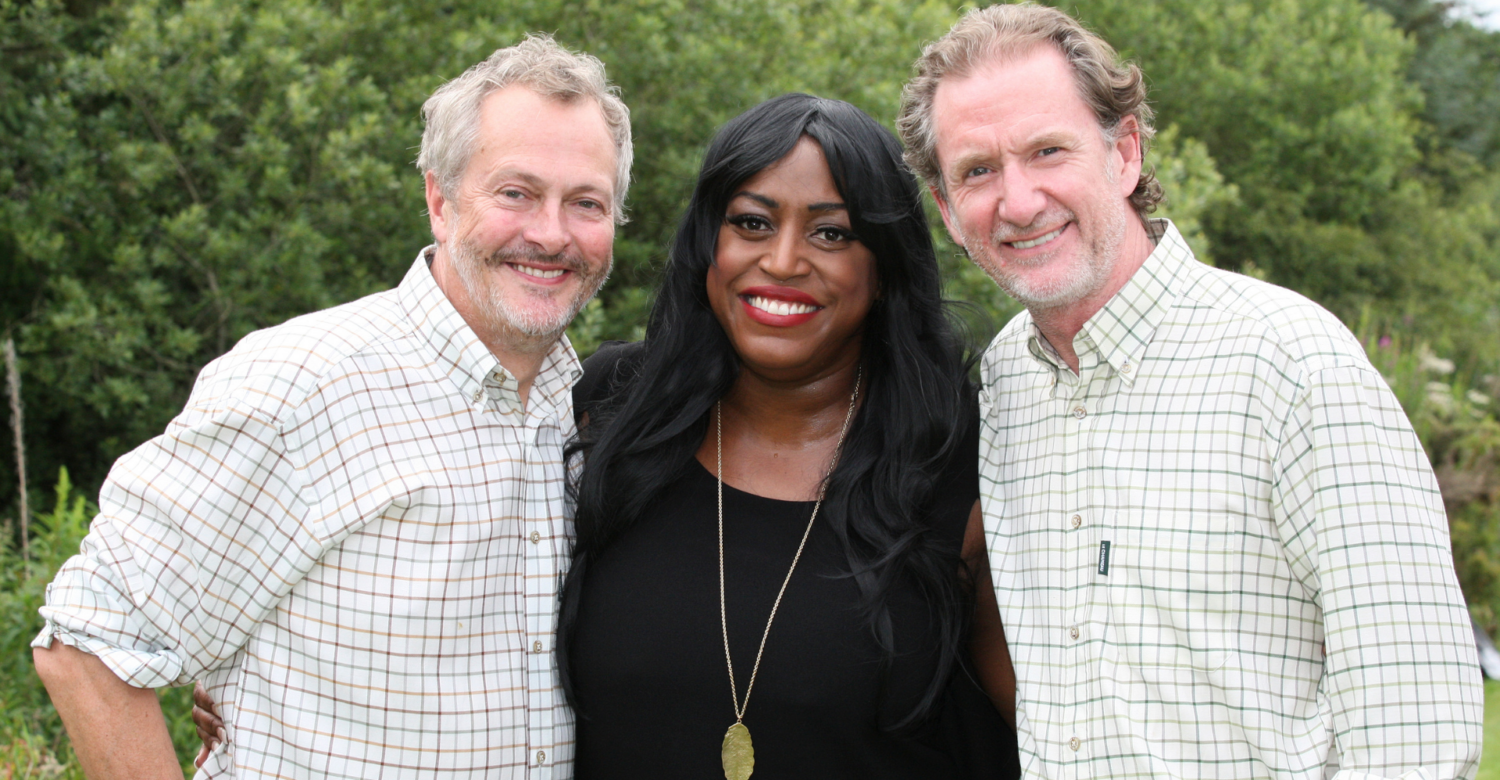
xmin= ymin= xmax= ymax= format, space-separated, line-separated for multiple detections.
xmin=899 ymin=4 xmax=1481 ymax=778
xmin=33 ymin=34 xmax=627 ymax=779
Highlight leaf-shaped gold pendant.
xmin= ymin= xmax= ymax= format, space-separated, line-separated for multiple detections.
xmin=721 ymin=722 xmax=754 ymax=780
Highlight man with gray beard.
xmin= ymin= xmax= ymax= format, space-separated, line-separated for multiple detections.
xmin=899 ymin=5 xmax=1482 ymax=779
xmin=33 ymin=34 xmax=625 ymax=779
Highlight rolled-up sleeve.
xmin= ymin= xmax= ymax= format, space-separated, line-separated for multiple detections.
xmin=34 ymin=384 xmax=324 ymax=689
xmin=1273 ymin=363 xmax=1483 ymax=780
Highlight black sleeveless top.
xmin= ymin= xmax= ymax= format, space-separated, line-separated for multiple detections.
xmin=568 ymin=342 xmax=1020 ymax=779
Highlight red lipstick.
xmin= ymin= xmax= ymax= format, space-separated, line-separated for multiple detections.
xmin=738 ymin=286 xmax=824 ymax=327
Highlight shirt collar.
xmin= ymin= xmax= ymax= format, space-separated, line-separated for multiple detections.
xmin=1027 ymin=219 xmax=1196 ymax=385
xmin=397 ymin=247 xmax=583 ymax=415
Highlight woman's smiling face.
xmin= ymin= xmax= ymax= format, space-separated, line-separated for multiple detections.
xmin=706 ymin=137 xmax=878 ymax=383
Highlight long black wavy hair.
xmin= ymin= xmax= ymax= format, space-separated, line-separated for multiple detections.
xmin=558 ymin=93 xmax=976 ymax=727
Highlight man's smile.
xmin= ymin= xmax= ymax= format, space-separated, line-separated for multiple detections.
xmin=509 ymin=262 xmax=568 ymax=281
xmin=1006 ymin=224 xmax=1066 ymax=250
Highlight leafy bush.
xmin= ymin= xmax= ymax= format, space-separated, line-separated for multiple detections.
xmin=10 ymin=0 xmax=1500 ymax=521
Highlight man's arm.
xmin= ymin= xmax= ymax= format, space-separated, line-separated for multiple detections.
xmin=33 ymin=377 xmax=327 ymax=679
xmin=963 ymin=499 xmax=1016 ymax=729
xmin=33 ymin=640 xmax=182 ymax=780
xmin=31 ymin=363 xmax=330 ymax=767
xmin=1275 ymin=363 xmax=1483 ymax=779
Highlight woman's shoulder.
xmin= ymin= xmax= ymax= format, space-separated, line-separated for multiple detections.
xmin=574 ymin=340 xmax=648 ymax=417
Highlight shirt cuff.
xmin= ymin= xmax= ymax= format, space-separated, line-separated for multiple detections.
xmin=32 ymin=617 xmax=185 ymax=689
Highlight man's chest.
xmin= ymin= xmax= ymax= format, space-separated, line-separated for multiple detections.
xmin=980 ymin=337 xmax=1295 ymax=527
xmin=265 ymin=397 xmax=576 ymax=655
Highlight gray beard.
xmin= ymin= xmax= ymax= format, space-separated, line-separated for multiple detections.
xmin=449 ymin=237 xmax=611 ymax=343
xmin=964 ymin=206 xmax=1124 ymax=312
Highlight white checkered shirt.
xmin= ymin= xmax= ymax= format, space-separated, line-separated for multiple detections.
xmin=978 ymin=221 xmax=1482 ymax=779
xmin=35 ymin=250 xmax=579 ymax=778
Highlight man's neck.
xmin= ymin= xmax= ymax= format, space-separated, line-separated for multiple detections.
xmin=427 ymin=246 xmax=557 ymax=408
xmin=1031 ymin=217 xmax=1156 ymax=374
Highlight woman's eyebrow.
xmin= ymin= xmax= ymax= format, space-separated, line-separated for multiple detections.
xmin=732 ymin=191 xmax=778 ymax=208
xmin=730 ymin=192 xmax=846 ymax=212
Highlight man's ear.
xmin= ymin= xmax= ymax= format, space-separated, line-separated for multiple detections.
xmin=425 ymin=171 xmax=451 ymax=244
xmin=1111 ymin=116 xmax=1143 ymax=198
xmin=931 ymin=185 xmax=965 ymax=248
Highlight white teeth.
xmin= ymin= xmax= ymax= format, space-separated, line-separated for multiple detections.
xmin=1009 ymin=225 xmax=1065 ymax=250
xmin=514 ymin=265 xmax=565 ymax=279
xmin=747 ymin=296 xmax=818 ymax=316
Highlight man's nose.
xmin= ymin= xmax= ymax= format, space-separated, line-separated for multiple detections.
xmin=993 ymin=167 xmax=1048 ymax=230
xmin=521 ymin=200 xmax=570 ymax=255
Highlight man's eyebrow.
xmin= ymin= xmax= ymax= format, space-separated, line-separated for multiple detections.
xmin=945 ymin=131 xmax=1083 ymax=181
xmin=487 ymin=169 xmax=547 ymax=190
xmin=1028 ymin=131 xmax=1078 ymax=150
xmin=946 ymin=151 xmax=992 ymax=182
xmin=489 ymin=169 xmax=611 ymax=198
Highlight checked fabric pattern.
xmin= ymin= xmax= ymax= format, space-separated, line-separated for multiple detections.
xmin=978 ymin=221 xmax=1482 ymax=780
xmin=36 ymin=251 xmax=578 ymax=779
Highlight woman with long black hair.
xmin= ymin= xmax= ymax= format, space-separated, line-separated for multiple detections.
xmin=190 ymin=93 xmax=1017 ymax=778
xmin=563 ymin=93 xmax=1017 ymax=778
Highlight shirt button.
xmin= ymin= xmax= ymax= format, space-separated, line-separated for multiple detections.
xmin=472 ymin=388 xmax=484 ymax=403
xmin=533 ymin=640 xmax=544 ymax=653
xmin=1069 ymin=736 xmax=1081 ymax=752
xmin=1121 ymin=361 xmax=1133 ymax=374
xmin=1072 ymin=405 xmax=1087 ymax=419
xmin=536 ymin=749 xmax=547 ymax=765
xmin=1070 ymin=514 xmax=1082 ymax=529
xmin=1069 ymin=626 xmax=1080 ymax=641
xmin=529 ymin=531 xmax=541 ymax=544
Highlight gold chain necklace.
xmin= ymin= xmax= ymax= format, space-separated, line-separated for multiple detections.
xmin=717 ymin=369 xmax=861 ymax=780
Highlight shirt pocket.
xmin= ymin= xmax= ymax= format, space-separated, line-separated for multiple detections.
xmin=1106 ymin=513 xmax=1240 ymax=679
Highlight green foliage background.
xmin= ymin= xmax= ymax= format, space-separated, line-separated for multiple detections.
xmin=2 ymin=0 xmax=1500 ymax=771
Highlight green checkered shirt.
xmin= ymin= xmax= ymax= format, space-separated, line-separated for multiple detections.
xmin=978 ymin=220 xmax=1481 ymax=779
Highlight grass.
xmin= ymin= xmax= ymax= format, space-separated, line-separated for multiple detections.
xmin=1484 ymin=679 xmax=1500 ymax=779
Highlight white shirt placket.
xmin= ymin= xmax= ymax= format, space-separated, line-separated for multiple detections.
xmin=522 ymin=406 xmax=561 ymax=778
xmin=1059 ymin=364 xmax=1091 ymax=774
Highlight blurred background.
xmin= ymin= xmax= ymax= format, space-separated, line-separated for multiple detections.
xmin=2 ymin=0 xmax=1499 ymax=774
